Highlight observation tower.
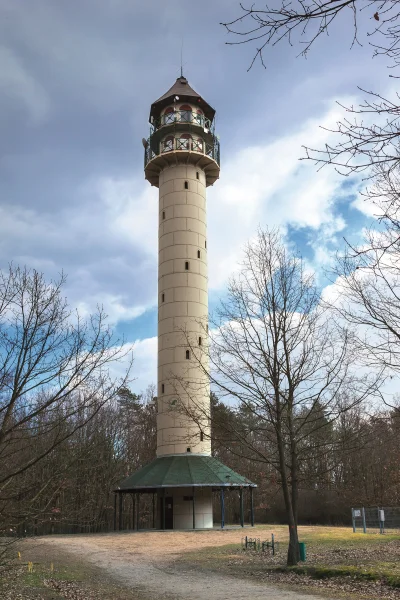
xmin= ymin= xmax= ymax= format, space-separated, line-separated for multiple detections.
xmin=115 ymin=75 xmax=255 ymax=530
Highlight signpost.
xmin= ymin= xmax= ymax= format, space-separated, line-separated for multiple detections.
xmin=352 ymin=508 xmax=361 ymax=533
xmin=379 ymin=509 xmax=385 ymax=534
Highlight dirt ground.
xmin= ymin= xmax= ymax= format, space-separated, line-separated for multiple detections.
xmin=27 ymin=529 xmax=346 ymax=600
xmin=9 ymin=527 xmax=400 ymax=600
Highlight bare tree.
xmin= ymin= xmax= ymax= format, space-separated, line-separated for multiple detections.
xmin=180 ymin=229 xmax=380 ymax=565
xmin=222 ymin=2 xmax=400 ymax=179
xmin=222 ymin=5 xmax=400 ymax=389
xmin=360 ymin=163 xmax=400 ymax=250
xmin=222 ymin=2 xmax=400 ymax=69
xmin=302 ymin=90 xmax=400 ymax=177
xmin=117 ymin=384 xmax=157 ymax=472
xmin=325 ymin=167 xmax=400 ymax=392
xmin=0 ymin=265 xmax=132 ymax=547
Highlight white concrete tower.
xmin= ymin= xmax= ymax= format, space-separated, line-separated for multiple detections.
xmin=116 ymin=79 xmax=254 ymax=528
xmin=145 ymin=76 xmax=220 ymax=459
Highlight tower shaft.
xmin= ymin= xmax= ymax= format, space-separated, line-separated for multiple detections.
xmin=157 ymin=164 xmax=211 ymax=456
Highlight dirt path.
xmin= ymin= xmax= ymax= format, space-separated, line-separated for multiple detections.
xmin=39 ymin=531 xmax=341 ymax=600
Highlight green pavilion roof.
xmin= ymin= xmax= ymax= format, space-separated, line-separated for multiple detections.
xmin=116 ymin=455 xmax=256 ymax=491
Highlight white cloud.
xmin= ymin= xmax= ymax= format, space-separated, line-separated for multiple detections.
xmin=321 ymin=268 xmax=400 ymax=406
xmin=351 ymin=193 xmax=377 ymax=218
xmin=207 ymin=101 xmax=357 ymax=289
xmin=89 ymin=102 xmax=352 ymax=307
xmin=96 ymin=176 xmax=158 ymax=258
xmin=72 ymin=336 xmax=157 ymax=394
xmin=114 ymin=337 xmax=157 ymax=393
xmin=0 ymin=97 xmax=364 ymax=330
xmin=0 ymin=192 xmax=156 ymax=325
xmin=75 ymin=296 xmax=147 ymax=322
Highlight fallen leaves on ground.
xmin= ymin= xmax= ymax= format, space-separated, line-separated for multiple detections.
xmin=44 ymin=578 xmax=101 ymax=599
xmin=0 ymin=566 xmax=49 ymax=600
xmin=179 ymin=537 xmax=400 ymax=599
xmin=245 ymin=569 xmax=400 ymax=600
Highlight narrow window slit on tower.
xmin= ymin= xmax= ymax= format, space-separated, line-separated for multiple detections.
xmin=198 ymin=337 xmax=202 ymax=346
xmin=161 ymin=384 xmax=165 ymax=394
xmin=184 ymin=181 xmax=189 ymax=190
xmin=185 ymin=261 xmax=189 ymax=270
xmin=162 ymin=293 xmax=165 ymax=302
xmin=197 ymin=250 xmax=201 ymax=258
xmin=200 ymin=431 xmax=204 ymax=442
xmin=205 ymin=240 xmax=207 ymax=249
xmin=186 ymin=350 xmax=190 ymax=359
xmin=196 ymin=172 xmax=199 ymax=180
xmin=162 ymin=211 xmax=165 ymax=220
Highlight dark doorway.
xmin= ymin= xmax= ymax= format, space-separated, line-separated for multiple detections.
xmin=165 ymin=496 xmax=173 ymax=529
xmin=160 ymin=496 xmax=174 ymax=529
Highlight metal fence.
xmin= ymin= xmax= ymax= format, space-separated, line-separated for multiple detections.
xmin=352 ymin=506 xmax=400 ymax=533
xmin=144 ymin=134 xmax=220 ymax=168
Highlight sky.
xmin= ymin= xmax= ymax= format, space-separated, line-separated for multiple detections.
xmin=0 ymin=0 xmax=394 ymax=394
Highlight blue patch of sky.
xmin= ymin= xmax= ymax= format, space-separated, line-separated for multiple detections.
xmin=287 ymin=181 xmax=373 ymax=256
xmin=285 ymin=226 xmax=315 ymax=262
xmin=115 ymin=307 xmax=157 ymax=342
xmin=209 ymin=290 xmax=228 ymax=320
xmin=284 ymin=181 xmax=378 ymax=293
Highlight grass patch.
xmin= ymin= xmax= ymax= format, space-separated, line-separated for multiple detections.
xmin=6 ymin=541 xmax=151 ymax=600
xmin=239 ymin=523 xmax=400 ymax=544
xmin=279 ymin=564 xmax=400 ymax=587
xmin=21 ymin=560 xmax=88 ymax=586
xmin=178 ymin=525 xmax=400 ymax=595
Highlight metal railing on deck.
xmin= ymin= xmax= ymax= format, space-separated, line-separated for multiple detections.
xmin=151 ymin=110 xmax=214 ymax=134
xmin=144 ymin=134 xmax=220 ymax=169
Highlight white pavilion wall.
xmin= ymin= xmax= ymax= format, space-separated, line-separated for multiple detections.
xmin=157 ymin=487 xmax=213 ymax=529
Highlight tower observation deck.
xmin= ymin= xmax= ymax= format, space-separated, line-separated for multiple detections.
xmin=115 ymin=75 xmax=255 ymax=530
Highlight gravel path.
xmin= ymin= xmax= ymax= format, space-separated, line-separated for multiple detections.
xmin=40 ymin=532 xmax=341 ymax=600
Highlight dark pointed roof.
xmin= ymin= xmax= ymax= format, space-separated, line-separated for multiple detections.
xmin=154 ymin=76 xmax=201 ymax=104
xmin=149 ymin=76 xmax=215 ymax=122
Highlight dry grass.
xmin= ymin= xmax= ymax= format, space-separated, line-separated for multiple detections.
xmin=2 ymin=526 xmax=399 ymax=599
xmin=0 ymin=541 xmax=150 ymax=600
xmin=175 ymin=524 xmax=400 ymax=598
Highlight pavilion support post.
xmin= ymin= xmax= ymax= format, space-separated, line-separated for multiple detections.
xmin=240 ymin=488 xmax=244 ymax=528
xmin=152 ymin=493 xmax=156 ymax=529
xmin=136 ymin=493 xmax=140 ymax=531
xmin=118 ymin=493 xmax=123 ymax=531
xmin=131 ymin=494 xmax=135 ymax=531
xmin=220 ymin=487 xmax=225 ymax=529
xmin=162 ymin=488 xmax=166 ymax=530
xmin=113 ymin=493 xmax=117 ymax=531
xmin=250 ymin=487 xmax=254 ymax=527
xmin=192 ymin=486 xmax=196 ymax=530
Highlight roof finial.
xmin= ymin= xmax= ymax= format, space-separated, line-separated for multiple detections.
xmin=180 ymin=38 xmax=184 ymax=78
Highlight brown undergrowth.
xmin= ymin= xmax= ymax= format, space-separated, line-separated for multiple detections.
xmin=175 ymin=525 xmax=400 ymax=599
xmin=0 ymin=541 xmax=149 ymax=600
xmin=3 ymin=526 xmax=399 ymax=600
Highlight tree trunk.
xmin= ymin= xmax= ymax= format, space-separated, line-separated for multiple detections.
xmin=288 ymin=458 xmax=300 ymax=565
xmin=276 ymin=424 xmax=300 ymax=566
xmin=287 ymin=521 xmax=300 ymax=566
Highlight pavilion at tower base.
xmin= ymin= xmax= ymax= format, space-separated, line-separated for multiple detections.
xmin=115 ymin=455 xmax=256 ymax=530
